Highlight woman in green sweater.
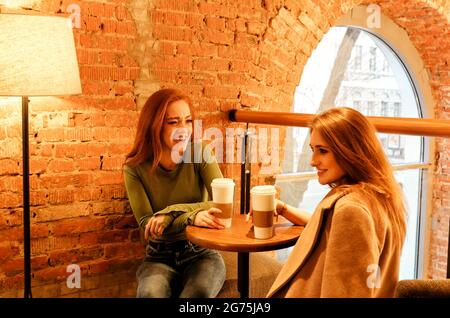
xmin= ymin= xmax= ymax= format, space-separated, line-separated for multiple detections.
xmin=123 ymin=88 xmax=226 ymax=298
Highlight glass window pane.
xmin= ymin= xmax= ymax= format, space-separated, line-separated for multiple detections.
xmin=396 ymin=169 xmax=421 ymax=279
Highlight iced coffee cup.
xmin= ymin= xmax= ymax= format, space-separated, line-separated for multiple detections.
xmin=211 ymin=178 xmax=235 ymax=228
xmin=250 ymin=185 xmax=276 ymax=239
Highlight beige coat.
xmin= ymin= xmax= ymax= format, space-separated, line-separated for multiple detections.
xmin=267 ymin=188 xmax=404 ymax=298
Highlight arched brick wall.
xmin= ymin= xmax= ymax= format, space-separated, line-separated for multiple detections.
xmin=0 ymin=0 xmax=448 ymax=297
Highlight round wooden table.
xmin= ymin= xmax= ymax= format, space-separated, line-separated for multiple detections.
xmin=186 ymin=214 xmax=303 ymax=298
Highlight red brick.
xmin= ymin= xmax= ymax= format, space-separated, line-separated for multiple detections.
xmin=29 ymin=158 xmax=48 ymax=174
xmin=247 ymin=21 xmax=266 ymax=35
xmin=6 ymin=125 xmax=21 ymax=138
xmin=206 ymin=16 xmax=226 ymax=31
xmin=193 ymin=57 xmax=230 ymax=72
xmin=151 ymin=9 xmax=164 ymax=24
xmin=34 ymin=203 xmax=92 ymax=223
xmin=115 ymin=6 xmax=129 ymax=21
xmin=151 ymin=55 xmax=191 ymax=71
xmin=201 ymin=29 xmax=234 ymax=45
xmin=98 ymin=186 xmax=126 ymax=201
xmin=74 ymin=158 xmax=101 ymax=171
xmin=33 ymin=265 xmax=69 ymax=283
xmin=236 ymin=33 xmax=259 ymax=46
xmin=0 ymin=227 xmax=23 ymax=241
xmin=54 ymin=143 xmax=107 ymax=158
xmin=34 ymin=232 xmax=77 ymax=255
xmin=105 ymin=215 xmax=137 ymax=230
xmin=0 ymin=176 xmax=21 ymax=192
xmin=47 ymin=160 xmax=76 ymax=173
xmin=0 ymin=193 xmax=21 ymax=209
xmin=0 ymin=244 xmax=20 ymax=261
xmin=31 ymin=190 xmax=46 ymax=206
xmin=0 ymin=159 xmax=21 ymax=175
xmin=91 ymin=127 xmax=133 ymax=141
xmin=113 ymin=82 xmax=134 ymax=96
xmin=39 ymin=173 xmax=92 ymax=189
xmin=155 ymin=0 xmax=197 ymax=12
xmin=198 ymin=2 xmax=237 ymax=18
xmin=80 ymin=229 xmax=130 ymax=245
xmin=36 ymin=128 xmax=65 ymax=142
xmin=204 ymin=86 xmax=240 ymax=99
xmin=103 ymin=242 xmax=143 ymax=258
xmin=1 ymin=257 xmax=31 ymax=276
xmin=185 ymin=13 xmax=204 ymax=28
xmin=101 ymin=156 xmax=125 ymax=171
xmin=218 ymin=73 xmax=248 ymax=86
xmin=105 ymin=112 xmax=136 ymax=127
xmin=94 ymin=171 xmax=124 ymax=186
xmin=0 ymin=275 xmax=23 ymax=291
xmin=177 ymin=43 xmax=217 ymax=56
xmin=47 ymin=189 xmax=76 ymax=205
xmin=98 ymin=200 xmax=123 ymax=217
xmin=84 ymin=16 xmax=102 ymax=32
xmin=48 ymin=246 xmax=104 ymax=266
xmin=164 ymin=11 xmax=186 ymax=26
xmin=31 ymin=223 xmax=51 ymax=239
xmin=75 ymin=187 xmax=102 ymax=202
xmin=116 ymin=21 xmax=136 ymax=35
xmin=153 ymin=25 xmax=193 ymax=41
xmin=77 ymin=49 xmax=98 ymax=65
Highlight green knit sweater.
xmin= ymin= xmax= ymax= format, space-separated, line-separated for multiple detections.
xmin=123 ymin=142 xmax=223 ymax=243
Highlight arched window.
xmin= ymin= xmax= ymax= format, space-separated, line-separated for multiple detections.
xmin=276 ymin=10 xmax=433 ymax=280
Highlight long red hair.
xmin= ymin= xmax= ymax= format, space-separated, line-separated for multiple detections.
xmin=125 ymin=88 xmax=195 ymax=171
xmin=311 ymin=107 xmax=407 ymax=242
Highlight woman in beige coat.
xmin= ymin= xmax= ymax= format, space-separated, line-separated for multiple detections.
xmin=267 ymin=107 xmax=407 ymax=298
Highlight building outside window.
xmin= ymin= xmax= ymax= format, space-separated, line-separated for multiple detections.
xmin=367 ymin=100 xmax=375 ymax=116
xmin=394 ymin=102 xmax=401 ymax=117
xmin=369 ymin=47 xmax=377 ymax=72
xmin=381 ymin=101 xmax=388 ymax=116
xmin=353 ymin=45 xmax=362 ymax=71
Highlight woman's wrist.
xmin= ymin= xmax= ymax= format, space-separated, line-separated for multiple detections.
xmin=277 ymin=201 xmax=287 ymax=215
xmin=282 ymin=202 xmax=287 ymax=215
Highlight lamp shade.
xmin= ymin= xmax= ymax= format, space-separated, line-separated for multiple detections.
xmin=0 ymin=13 xmax=81 ymax=96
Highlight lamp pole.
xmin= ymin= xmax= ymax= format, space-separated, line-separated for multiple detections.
xmin=22 ymin=96 xmax=31 ymax=298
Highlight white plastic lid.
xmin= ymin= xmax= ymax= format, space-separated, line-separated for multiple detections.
xmin=250 ymin=185 xmax=276 ymax=195
xmin=211 ymin=178 xmax=235 ymax=188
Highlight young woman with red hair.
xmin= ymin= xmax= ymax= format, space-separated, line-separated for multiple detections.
xmin=124 ymin=88 xmax=225 ymax=298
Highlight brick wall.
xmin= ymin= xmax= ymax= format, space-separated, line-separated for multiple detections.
xmin=0 ymin=0 xmax=448 ymax=297
xmin=0 ymin=0 xmax=142 ymax=297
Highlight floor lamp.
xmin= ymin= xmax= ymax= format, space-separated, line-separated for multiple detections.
xmin=0 ymin=13 xmax=81 ymax=298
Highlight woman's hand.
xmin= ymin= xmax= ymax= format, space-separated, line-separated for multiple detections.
xmin=193 ymin=208 xmax=225 ymax=229
xmin=275 ymin=199 xmax=287 ymax=220
xmin=145 ymin=214 xmax=168 ymax=240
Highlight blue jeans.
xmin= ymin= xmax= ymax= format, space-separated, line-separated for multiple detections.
xmin=136 ymin=240 xmax=226 ymax=298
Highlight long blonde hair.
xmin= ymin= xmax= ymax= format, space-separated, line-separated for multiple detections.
xmin=311 ymin=107 xmax=407 ymax=241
